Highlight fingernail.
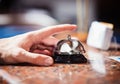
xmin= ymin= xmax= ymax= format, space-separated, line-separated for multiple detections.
xmin=45 ymin=57 xmax=53 ymax=66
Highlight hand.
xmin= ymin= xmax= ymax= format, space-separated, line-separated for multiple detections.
xmin=0 ymin=24 xmax=76 ymax=66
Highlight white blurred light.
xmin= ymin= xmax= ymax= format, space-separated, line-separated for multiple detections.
xmin=0 ymin=14 xmax=11 ymax=25
xmin=88 ymin=51 xmax=106 ymax=74
xmin=0 ymin=69 xmax=21 ymax=84
xmin=19 ymin=10 xmax=58 ymax=26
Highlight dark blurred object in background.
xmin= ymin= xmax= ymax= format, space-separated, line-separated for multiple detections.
xmin=96 ymin=0 xmax=120 ymax=43
xmin=0 ymin=0 xmax=120 ymax=43
xmin=0 ymin=0 xmax=59 ymax=38
xmin=0 ymin=0 xmax=14 ymax=13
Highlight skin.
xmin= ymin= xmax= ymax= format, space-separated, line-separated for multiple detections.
xmin=0 ymin=24 xmax=77 ymax=66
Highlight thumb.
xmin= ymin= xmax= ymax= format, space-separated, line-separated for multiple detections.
xmin=15 ymin=49 xmax=53 ymax=66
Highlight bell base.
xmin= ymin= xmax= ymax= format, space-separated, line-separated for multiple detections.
xmin=53 ymin=53 xmax=87 ymax=64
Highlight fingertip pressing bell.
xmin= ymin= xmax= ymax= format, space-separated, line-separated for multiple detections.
xmin=53 ymin=35 xmax=87 ymax=64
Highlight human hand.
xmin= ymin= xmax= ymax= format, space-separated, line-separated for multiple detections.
xmin=0 ymin=24 xmax=76 ymax=66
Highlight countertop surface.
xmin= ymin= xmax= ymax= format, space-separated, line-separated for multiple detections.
xmin=0 ymin=44 xmax=120 ymax=84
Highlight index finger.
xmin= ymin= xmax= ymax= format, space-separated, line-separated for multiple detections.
xmin=31 ymin=24 xmax=77 ymax=40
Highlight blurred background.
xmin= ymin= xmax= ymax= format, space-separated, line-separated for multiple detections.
xmin=0 ymin=0 xmax=120 ymax=44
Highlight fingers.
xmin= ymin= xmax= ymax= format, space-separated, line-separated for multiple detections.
xmin=30 ymin=43 xmax=54 ymax=52
xmin=42 ymin=36 xmax=59 ymax=46
xmin=32 ymin=49 xmax=52 ymax=56
xmin=15 ymin=49 xmax=53 ymax=66
xmin=30 ymin=24 xmax=77 ymax=42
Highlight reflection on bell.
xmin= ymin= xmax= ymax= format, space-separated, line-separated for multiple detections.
xmin=53 ymin=35 xmax=87 ymax=63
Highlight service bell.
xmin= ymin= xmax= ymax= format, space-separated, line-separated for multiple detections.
xmin=53 ymin=35 xmax=87 ymax=63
